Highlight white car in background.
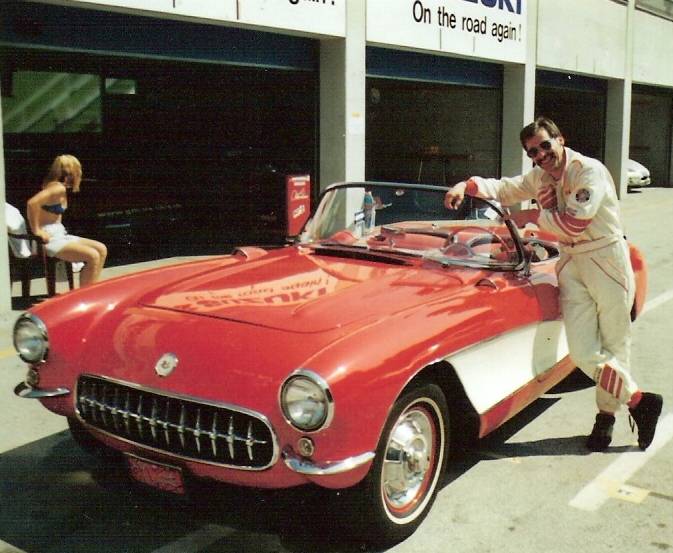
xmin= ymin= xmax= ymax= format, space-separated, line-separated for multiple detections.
xmin=627 ymin=159 xmax=651 ymax=188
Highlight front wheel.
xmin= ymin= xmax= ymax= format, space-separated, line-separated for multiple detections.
xmin=346 ymin=383 xmax=449 ymax=546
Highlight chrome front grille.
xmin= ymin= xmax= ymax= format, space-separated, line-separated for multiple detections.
xmin=75 ymin=375 xmax=277 ymax=469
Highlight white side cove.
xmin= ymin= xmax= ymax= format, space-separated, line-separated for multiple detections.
xmin=448 ymin=321 xmax=569 ymax=415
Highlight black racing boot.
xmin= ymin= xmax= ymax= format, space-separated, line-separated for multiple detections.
xmin=586 ymin=413 xmax=615 ymax=451
xmin=629 ymin=392 xmax=663 ymax=450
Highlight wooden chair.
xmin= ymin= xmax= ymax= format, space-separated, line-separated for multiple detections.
xmin=8 ymin=230 xmax=74 ymax=298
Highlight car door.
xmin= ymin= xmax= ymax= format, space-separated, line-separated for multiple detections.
xmin=446 ymin=223 xmax=568 ymax=430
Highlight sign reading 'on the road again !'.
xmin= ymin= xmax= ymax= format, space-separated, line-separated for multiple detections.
xmin=367 ymin=0 xmax=527 ymax=63
xmin=72 ymin=0 xmax=346 ymax=37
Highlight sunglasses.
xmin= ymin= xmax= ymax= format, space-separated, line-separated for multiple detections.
xmin=525 ymin=139 xmax=555 ymax=159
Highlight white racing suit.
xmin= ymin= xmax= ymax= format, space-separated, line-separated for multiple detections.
xmin=468 ymin=147 xmax=638 ymax=413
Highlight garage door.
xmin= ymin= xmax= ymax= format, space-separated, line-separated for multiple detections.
xmin=631 ymin=86 xmax=673 ymax=187
xmin=535 ymin=70 xmax=607 ymax=161
xmin=366 ymin=47 xmax=503 ymax=184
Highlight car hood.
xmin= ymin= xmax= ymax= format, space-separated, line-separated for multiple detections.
xmin=138 ymin=247 xmax=465 ymax=333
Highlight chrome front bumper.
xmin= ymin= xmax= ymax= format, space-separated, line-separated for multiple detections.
xmin=14 ymin=381 xmax=70 ymax=399
xmin=628 ymin=176 xmax=651 ymax=187
xmin=283 ymin=448 xmax=375 ymax=476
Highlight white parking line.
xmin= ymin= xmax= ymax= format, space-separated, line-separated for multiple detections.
xmin=150 ymin=524 xmax=234 ymax=553
xmin=569 ymin=413 xmax=673 ymax=512
xmin=568 ymin=287 xmax=673 ymax=512
xmin=641 ymin=287 xmax=673 ymax=316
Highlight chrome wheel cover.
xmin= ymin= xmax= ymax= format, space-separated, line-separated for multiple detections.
xmin=381 ymin=400 xmax=440 ymax=518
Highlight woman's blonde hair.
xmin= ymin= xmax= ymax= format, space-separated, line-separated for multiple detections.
xmin=43 ymin=154 xmax=82 ymax=192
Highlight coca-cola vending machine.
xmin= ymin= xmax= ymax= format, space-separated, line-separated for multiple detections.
xmin=249 ymin=169 xmax=311 ymax=244
xmin=285 ymin=174 xmax=311 ymax=237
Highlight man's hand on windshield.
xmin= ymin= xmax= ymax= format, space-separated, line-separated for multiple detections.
xmin=445 ymin=181 xmax=468 ymax=210
xmin=508 ymin=209 xmax=540 ymax=228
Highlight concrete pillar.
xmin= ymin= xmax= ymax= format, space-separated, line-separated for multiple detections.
xmin=605 ymin=81 xmax=631 ymax=198
xmin=604 ymin=0 xmax=634 ymax=199
xmin=0 ymin=94 xmax=12 ymax=313
xmin=500 ymin=0 xmax=538 ymax=180
xmin=319 ymin=0 xmax=366 ymax=191
xmin=669 ymin=103 xmax=673 ymax=186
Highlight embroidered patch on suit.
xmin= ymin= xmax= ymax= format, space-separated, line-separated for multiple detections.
xmin=575 ymin=188 xmax=591 ymax=203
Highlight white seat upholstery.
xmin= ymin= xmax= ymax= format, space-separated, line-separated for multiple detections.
xmin=5 ymin=203 xmax=32 ymax=258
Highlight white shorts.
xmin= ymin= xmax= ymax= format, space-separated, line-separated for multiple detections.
xmin=42 ymin=222 xmax=83 ymax=257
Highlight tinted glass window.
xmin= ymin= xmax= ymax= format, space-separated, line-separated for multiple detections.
xmin=2 ymin=70 xmax=102 ymax=133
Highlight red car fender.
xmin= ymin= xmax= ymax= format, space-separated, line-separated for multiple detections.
xmin=299 ymin=285 xmax=517 ymax=467
xmin=629 ymin=242 xmax=647 ymax=321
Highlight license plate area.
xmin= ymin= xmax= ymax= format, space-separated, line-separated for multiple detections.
xmin=125 ymin=453 xmax=186 ymax=495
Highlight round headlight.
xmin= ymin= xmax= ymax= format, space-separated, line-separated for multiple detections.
xmin=13 ymin=314 xmax=49 ymax=364
xmin=280 ymin=370 xmax=333 ymax=432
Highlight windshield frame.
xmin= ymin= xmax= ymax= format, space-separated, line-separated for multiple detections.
xmin=297 ymin=181 xmax=528 ymax=272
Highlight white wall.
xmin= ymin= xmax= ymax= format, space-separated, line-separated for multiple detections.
xmin=66 ymin=0 xmax=346 ymax=37
xmin=537 ymin=0 xmax=627 ymax=78
xmin=366 ymin=0 xmax=528 ymax=64
xmin=633 ymin=10 xmax=673 ymax=87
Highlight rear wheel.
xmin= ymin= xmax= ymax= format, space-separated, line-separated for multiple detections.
xmin=347 ymin=383 xmax=449 ymax=546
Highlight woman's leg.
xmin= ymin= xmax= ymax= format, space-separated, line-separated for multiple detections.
xmin=74 ymin=237 xmax=108 ymax=281
xmin=55 ymin=241 xmax=103 ymax=286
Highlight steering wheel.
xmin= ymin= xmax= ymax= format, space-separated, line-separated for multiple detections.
xmin=444 ymin=225 xmax=516 ymax=261
xmin=442 ymin=242 xmax=474 ymax=258
xmin=449 ymin=225 xmax=512 ymax=250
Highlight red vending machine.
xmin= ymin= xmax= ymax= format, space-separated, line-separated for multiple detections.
xmin=285 ymin=174 xmax=311 ymax=237
xmin=248 ymin=168 xmax=312 ymax=245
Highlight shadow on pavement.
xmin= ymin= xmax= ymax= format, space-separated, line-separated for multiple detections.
xmin=0 ymin=431 xmax=393 ymax=553
xmin=546 ymin=368 xmax=595 ymax=393
xmin=11 ymin=295 xmax=49 ymax=311
xmin=478 ymin=436 xmax=637 ymax=458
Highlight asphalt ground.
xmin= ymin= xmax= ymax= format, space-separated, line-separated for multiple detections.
xmin=0 ymin=186 xmax=672 ymax=553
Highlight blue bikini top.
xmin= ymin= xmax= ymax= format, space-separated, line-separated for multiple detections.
xmin=42 ymin=203 xmax=66 ymax=214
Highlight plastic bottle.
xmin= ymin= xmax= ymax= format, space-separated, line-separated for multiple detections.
xmin=363 ymin=191 xmax=375 ymax=234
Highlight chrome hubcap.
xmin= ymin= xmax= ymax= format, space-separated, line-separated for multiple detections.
xmin=382 ymin=406 xmax=435 ymax=512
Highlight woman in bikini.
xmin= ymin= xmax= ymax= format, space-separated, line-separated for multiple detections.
xmin=27 ymin=154 xmax=107 ymax=287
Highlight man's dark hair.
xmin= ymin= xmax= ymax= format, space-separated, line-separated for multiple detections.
xmin=520 ymin=117 xmax=563 ymax=148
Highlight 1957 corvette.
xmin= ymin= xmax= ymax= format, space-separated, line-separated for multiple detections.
xmin=12 ymin=182 xmax=646 ymax=545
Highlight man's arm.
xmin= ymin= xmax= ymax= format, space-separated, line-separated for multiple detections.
xmin=444 ymin=179 xmax=478 ymax=209
xmin=445 ymin=173 xmax=534 ymax=210
xmin=27 ymin=184 xmax=64 ymax=242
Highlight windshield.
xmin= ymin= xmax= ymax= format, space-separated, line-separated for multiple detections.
xmin=299 ymin=183 xmax=524 ymax=269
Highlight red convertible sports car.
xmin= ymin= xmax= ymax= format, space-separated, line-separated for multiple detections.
xmin=12 ymin=182 xmax=647 ymax=545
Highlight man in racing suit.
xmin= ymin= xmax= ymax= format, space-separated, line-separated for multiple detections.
xmin=445 ymin=116 xmax=663 ymax=451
